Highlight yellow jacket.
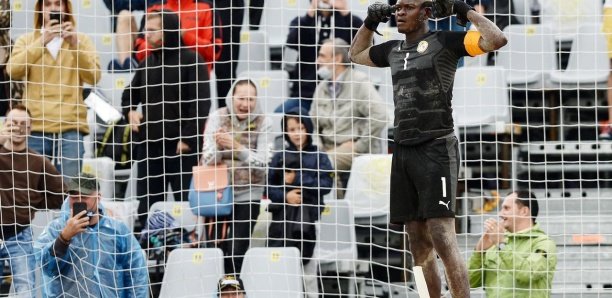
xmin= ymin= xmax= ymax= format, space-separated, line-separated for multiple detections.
xmin=6 ymin=3 xmax=100 ymax=134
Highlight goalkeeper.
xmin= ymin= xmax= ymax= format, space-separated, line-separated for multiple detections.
xmin=349 ymin=1 xmax=506 ymax=297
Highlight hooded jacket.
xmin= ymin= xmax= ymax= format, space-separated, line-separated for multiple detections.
xmin=122 ymin=10 xmax=210 ymax=152
xmin=34 ymin=199 xmax=149 ymax=298
xmin=6 ymin=0 xmax=101 ymax=134
xmin=267 ymin=107 xmax=334 ymax=221
xmin=133 ymin=0 xmax=221 ymax=73
xmin=311 ymin=68 xmax=389 ymax=154
xmin=201 ymin=78 xmax=273 ymax=199
xmin=468 ymin=224 xmax=557 ymax=298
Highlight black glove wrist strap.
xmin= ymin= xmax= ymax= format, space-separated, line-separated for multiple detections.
xmin=364 ymin=16 xmax=383 ymax=36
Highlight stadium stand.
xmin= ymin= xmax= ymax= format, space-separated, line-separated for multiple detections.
xmin=2 ymin=0 xmax=612 ymax=297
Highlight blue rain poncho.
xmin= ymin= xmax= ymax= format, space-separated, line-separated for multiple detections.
xmin=34 ymin=199 xmax=149 ymax=297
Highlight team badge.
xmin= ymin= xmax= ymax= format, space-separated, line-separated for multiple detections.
xmin=417 ymin=41 xmax=429 ymax=53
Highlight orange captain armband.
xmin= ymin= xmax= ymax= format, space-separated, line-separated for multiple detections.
xmin=464 ymin=31 xmax=486 ymax=56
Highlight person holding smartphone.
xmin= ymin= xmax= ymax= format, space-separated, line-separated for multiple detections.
xmin=34 ymin=173 xmax=149 ymax=297
xmin=0 ymin=104 xmax=65 ymax=297
xmin=6 ymin=0 xmax=101 ymax=181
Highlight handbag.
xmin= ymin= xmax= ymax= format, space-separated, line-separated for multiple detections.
xmin=188 ymin=164 xmax=233 ymax=217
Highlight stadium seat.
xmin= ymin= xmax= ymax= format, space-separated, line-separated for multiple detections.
xmin=317 ymin=200 xmax=358 ymax=276
xmin=512 ymin=0 xmax=533 ymax=25
xmin=71 ymin=0 xmax=114 ymax=69
xmin=344 ymin=154 xmax=392 ymax=223
xmin=159 ymin=248 xmax=224 ymax=298
xmin=463 ymin=54 xmax=488 ymax=67
xmin=149 ymin=201 xmax=199 ymax=233
xmin=348 ymin=0 xmax=369 ymax=22
xmin=31 ymin=210 xmax=61 ymax=239
xmin=268 ymin=112 xmax=285 ymax=150
xmin=209 ymin=71 xmax=219 ymax=112
xmin=539 ymin=0 xmax=603 ymax=42
xmin=496 ymin=24 xmax=556 ymax=86
xmin=241 ymin=247 xmax=303 ymax=298
xmin=97 ymin=71 xmax=136 ymax=110
xmin=259 ymin=0 xmax=310 ymax=48
xmin=236 ymin=31 xmax=270 ymax=76
xmin=101 ymin=198 xmax=139 ymax=231
xmin=9 ymin=0 xmax=33 ymax=39
xmin=237 ymin=70 xmax=290 ymax=115
xmin=453 ymin=66 xmax=510 ymax=132
xmin=549 ymin=23 xmax=608 ymax=86
xmin=82 ymin=157 xmax=116 ymax=199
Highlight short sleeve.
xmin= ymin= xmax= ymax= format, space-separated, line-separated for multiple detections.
xmin=369 ymin=40 xmax=397 ymax=67
xmin=439 ymin=31 xmax=469 ymax=57
xmin=440 ymin=30 xmax=487 ymax=57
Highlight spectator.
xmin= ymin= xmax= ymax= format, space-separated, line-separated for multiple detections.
xmin=122 ymin=10 xmax=211 ymax=227
xmin=6 ymin=0 xmax=101 ymax=180
xmin=0 ymin=0 xmax=23 ymax=115
xmin=469 ymin=191 xmax=557 ymax=297
xmin=217 ymin=275 xmax=246 ymax=298
xmin=111 ymin=0 xmax=222 ymax=73
xmin=277 ymin=0 xmax=362 ymax=113
xmin=267 ymin=107 xmax=334 ymax=297
xmin=214 ymin=0 xmax=265 ymax=107
xmin=103 ymin=0 xmax=161 ymax=71
xmin=310 ymin=38 xmax=388 ymax=195
xmin=201 ymin=78 xmax=273 ymax=275
xmin=0 ymin=104 xmax=65 ymax=297
xmin=35 ymin=173 xmax=149 ymax=297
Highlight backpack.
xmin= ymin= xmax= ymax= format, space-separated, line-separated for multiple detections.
xmin=95 ymin=119 xmax=134 ymax=170
xmin=140 ymin=211 xmax=197 ymax=261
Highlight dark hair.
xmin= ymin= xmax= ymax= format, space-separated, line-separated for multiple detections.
xmin=7 ymin=104 xmax=32 ymax=117
xmin=233 ymin=79 xmax=257 ymax=95
xmin=511 ymin=190 xmax=539 ymax=224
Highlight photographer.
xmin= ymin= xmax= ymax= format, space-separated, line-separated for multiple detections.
xmin=6 ymin=0 xmax=100 ymax=180
xmin=34 ymin=173 xmax=149 ymax=297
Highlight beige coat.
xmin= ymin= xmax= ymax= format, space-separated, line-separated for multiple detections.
xmin=311 ymin=68 xmax=389 ymax=154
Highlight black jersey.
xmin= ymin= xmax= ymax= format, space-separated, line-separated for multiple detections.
xmin=369 ymin=30 xmax=481 ymax=146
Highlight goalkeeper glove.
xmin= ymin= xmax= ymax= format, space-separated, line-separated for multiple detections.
xmin=453 ymin=0 xmax=475 ymax=27
xmin=364 ymin=2 xmax=395 ymax=35
xmin=430 ymin=0 xmax=474 ymax=27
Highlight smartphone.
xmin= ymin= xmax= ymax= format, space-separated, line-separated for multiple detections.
xmin=49 ymin=11 xmax=63 ymax=24
xmin=72 ymin=202 xmax=88 ymax=218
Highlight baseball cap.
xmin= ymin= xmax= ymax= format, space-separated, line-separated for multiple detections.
xmin=218 ymin=275 xmax=245 ymax=293
xmin=66 ymin=173 xmax=99 ymax=195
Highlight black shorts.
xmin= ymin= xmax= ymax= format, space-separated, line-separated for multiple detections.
xmin=390 ymin=134 xmax=459 ymax=223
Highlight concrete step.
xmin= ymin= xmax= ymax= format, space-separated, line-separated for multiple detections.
xmin=551 ymin=289 xmax=612 ymax=297
xmin=553 ymin=269 xmax=612 ymax=289
xmin=467 ymin=214 xmax=612 ymax=241
xmin=463 ymin=189 xmax=612 ymax=215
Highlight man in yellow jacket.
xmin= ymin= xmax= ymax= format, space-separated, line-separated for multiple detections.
xmin=468 ymin=190 xmax=557 ymax=297
xmin=7 ymin=0 xmax=100 ymax=180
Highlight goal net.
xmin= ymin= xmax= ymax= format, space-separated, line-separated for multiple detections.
xmin=1 ymin=0 xmax=611 ymax=297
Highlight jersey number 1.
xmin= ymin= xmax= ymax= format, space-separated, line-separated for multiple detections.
xmin=403 ymin=53 xmax=410 ymax=70
xmin=441 ymin=177 xmax=447 ymax=198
